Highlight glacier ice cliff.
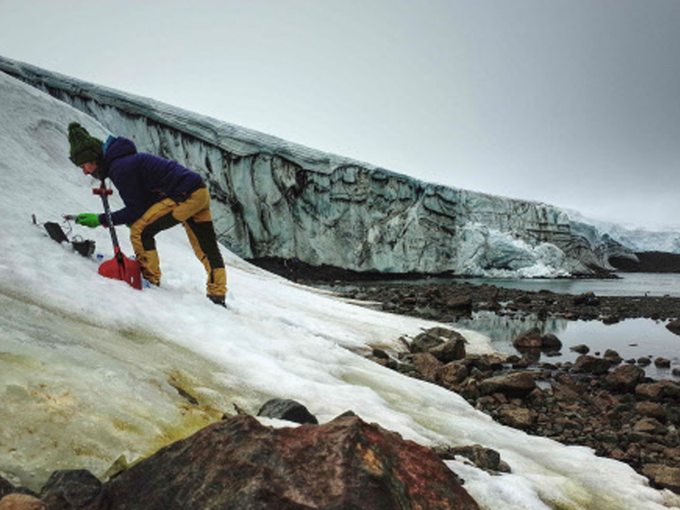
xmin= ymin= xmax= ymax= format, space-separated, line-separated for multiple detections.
xmin=0 ymin=55 xmax=635 ymax=276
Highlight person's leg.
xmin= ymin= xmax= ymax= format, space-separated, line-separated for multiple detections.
xmin=173 ymin=188 xmax=227 ymax=302
xmin=129 ymin=199 xmax=180 ymax=285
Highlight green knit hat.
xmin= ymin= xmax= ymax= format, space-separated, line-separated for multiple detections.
xmin=68 ymin=122 xmax=103 ymax=166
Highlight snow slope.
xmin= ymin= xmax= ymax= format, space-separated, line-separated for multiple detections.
xmin=0 ymin=71 xmax=678 ymax=509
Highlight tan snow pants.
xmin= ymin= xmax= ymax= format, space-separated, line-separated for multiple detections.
xmin=129 ymin=186 xmax=227 ymax=299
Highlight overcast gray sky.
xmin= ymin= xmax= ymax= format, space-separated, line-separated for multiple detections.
xmin=2 ymin=0 xmax=679 ymax=228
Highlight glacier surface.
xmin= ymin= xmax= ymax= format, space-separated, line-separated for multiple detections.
xmin=0 ymin=55 xmax=636 ymax=277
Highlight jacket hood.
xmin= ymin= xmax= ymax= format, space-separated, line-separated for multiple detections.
xmin=103 ymin=137 xmax=137 ymax=166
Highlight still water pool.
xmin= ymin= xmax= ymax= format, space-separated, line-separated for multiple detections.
xmin=329 ymin=272 xmax=680 ymax=379
xmin=454 ymin=311 xmax=680 ymax=380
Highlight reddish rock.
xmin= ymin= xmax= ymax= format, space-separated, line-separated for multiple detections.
xmin=571 ymin=355 xmax=611 ymax=375
xmin=0 ymin=494 xmax=46 ymax=510
xmin=103 ymin=414 xmax=480 ymax=510
xmin=412 ymin=353 xmax=443 ymax=381
xmin=438 ymin=361 xmax=469 ymax=388
xmin=605 ymin=364 xmax=645 ymax=392
xmin=643 ymin=464 xmax=680 ymax=493
xmin=636 ymin=381 xmax=680 ymax=401
xmin=634 ymin=401 xmax=667 ymax=422
xmin=499 ymin=406 xmax=536 ymax=429
xmin=512 ymin=328 xmax=542 ymax=349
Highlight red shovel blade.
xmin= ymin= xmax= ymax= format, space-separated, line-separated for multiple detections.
xmin=98 ymin=253 xmax=143 ymax=290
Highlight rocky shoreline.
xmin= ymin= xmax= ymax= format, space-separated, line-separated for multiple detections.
xmin=256 ymin=262 xmax=680 ymax=494
xmin=335 ymin=279 xmax=680 ymax=322
xmin=364 ymin=326 xmax=680 ymax=494
xmin=316 ymin=279 xmax=680 ymax=494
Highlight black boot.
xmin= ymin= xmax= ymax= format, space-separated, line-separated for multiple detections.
xmin=208 ymin=295 xmax=226 ymax=308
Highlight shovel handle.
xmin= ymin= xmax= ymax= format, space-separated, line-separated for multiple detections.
xmin=93 ymin=188 xmax=113 ymax=196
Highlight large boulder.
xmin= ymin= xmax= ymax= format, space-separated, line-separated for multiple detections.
xmin=103 ymin=413 xmax=481 ymax=510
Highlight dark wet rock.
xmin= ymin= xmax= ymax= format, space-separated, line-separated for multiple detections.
xmin=643 ymin=464 xmax=680 ymax=493
xmin=666 ymin=319 xmax=680 ymax=335
xmin=446 ymin=296 xmax=473 ymax=312
xmin=429 ymin=339 xmax=467 ymax=363
xmin=40 ymin=470 xmax=104 ymax=510
xmin=637 ymin=357 xmax=652 ymax=366
xmin=573 ymin=292 xmax=599 ymax=306
xmin=411 ymin=327 xmax=460 ymax=353
xmin=513 ymin=351 xmax=540 ymax=369
xmin=433 ymin=444 xmax=511 ymax=473
xmin=478 ymin=372 xmax=536 ymax=398
xmin=467 ymin=354 xmax=507 ymax=374
xmin=257 ymin=398 xmax=319 ymax=425
xmin=673 ymin=368 xmax=680 ymax=377
xmin=605 ymin=365 xmax=645 ymax=392
xmin=654 ymin=357 xmax=671 ymax=368
xmin=571 ymin=355 xmax=611 ymax=375
xmin=103 ymin=413 xmax=481 ymax=510
xmin=371 ymin=348 xmax=390 ymax=360
xmin=570 ymin=344 xmax=590 ymax=354
xmin=512 ymin=328 xmax=541 ymax=349
xmin=0 ymin=477 xmax=14 ymax=500
xmin=602 ymin=315 xmax=620 ymax=325
xmin=603 ymin=349 xmax=623 ymax=365
xmin=540 ymin=333 xmax=562 ymax=350
xmin=412 ymin=353 xmax=443 ymax=381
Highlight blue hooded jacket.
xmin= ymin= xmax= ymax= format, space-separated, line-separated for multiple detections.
xmin=98 ymin=137 xmax=204 ymax=226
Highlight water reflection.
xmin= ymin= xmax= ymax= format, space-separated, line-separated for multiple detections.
xmin=454 ymin=311 xmax=680 ymax=380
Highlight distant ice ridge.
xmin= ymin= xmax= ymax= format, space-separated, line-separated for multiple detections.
xmin=567 ymin=210 xmax=680 ymax=254
xmin=0 ymin=55 xmax=635 ymax=277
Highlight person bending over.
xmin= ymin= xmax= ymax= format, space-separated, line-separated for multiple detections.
xmin=67 ymin=122 xmax=227 ymax=307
